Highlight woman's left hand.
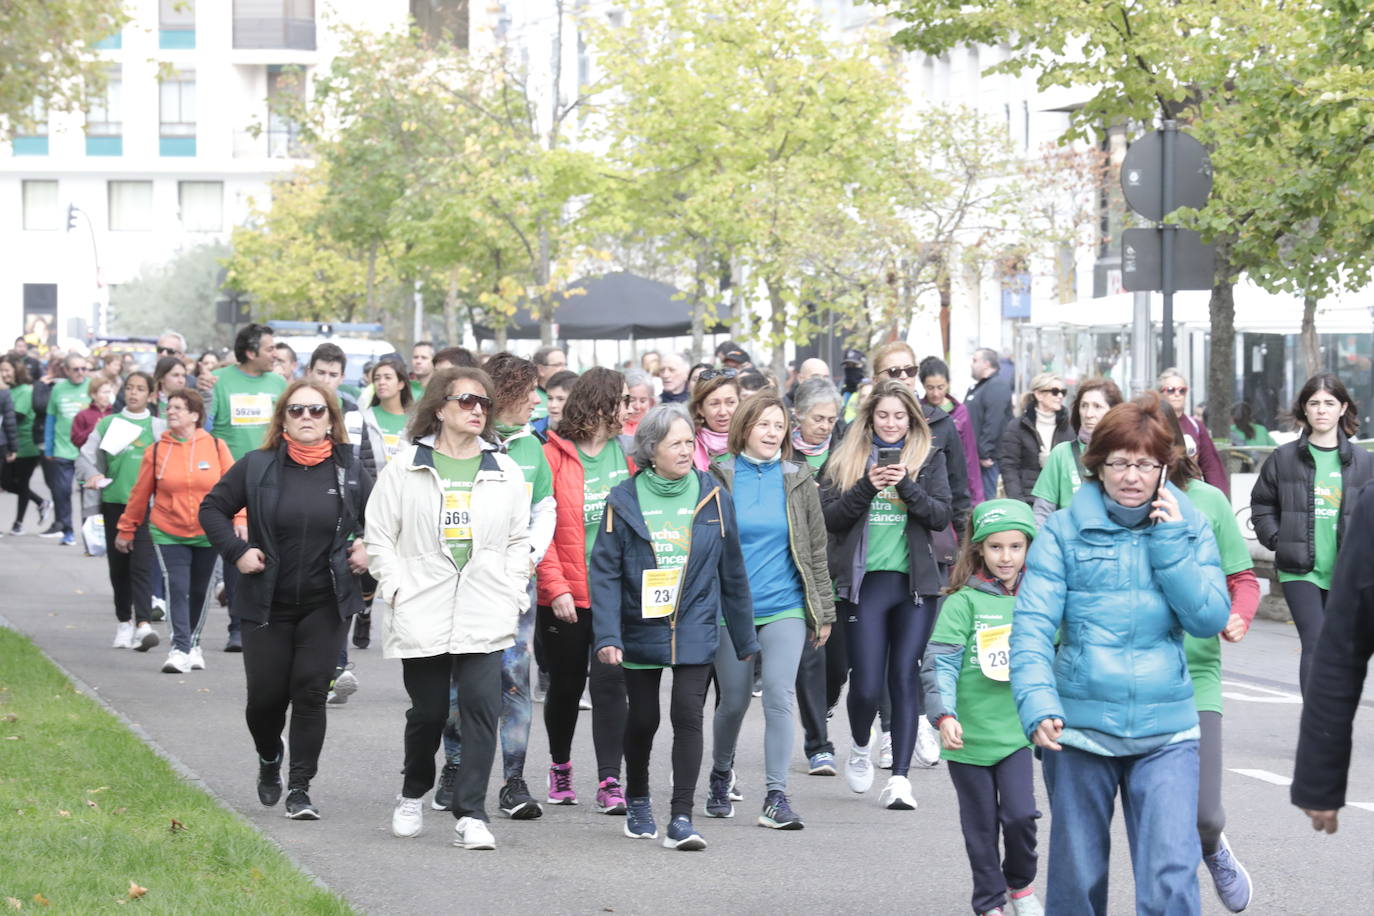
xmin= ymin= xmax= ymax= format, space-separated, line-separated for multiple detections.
xmin=1149 ymin=483 xmax=1183 ymax=524
xmin=810 ymin=623 xmax=832 ymax=648
xmin=597 ymin=646 xmax=623 ymax=666
xmin=1222 ymin=613 xmax=1249 ymax=643
xmin=347 ymin=539 xmax=369 ymax=575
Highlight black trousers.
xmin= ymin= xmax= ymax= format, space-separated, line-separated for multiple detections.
xmin=100 ymin=502 xmax=153 ymax=624
xmin=796 ymin=614 xmax=849 ymax=757
xmin=242 ymin=600 xmax=345 ymax=791
xmin=538 ymin=605 xmax=626 ymax=780
xmin=401 ymin=651 xmax=502 ymax=821
xmin=2 ymin=456 xmax=44 ymax=521
xmin=624 ymin=664 xmax=712 ymax=818
xmin=1281 ymin=579 xmax=1327 ymax=696
xmin=948 ymin=747 xmax=1040 ymax=915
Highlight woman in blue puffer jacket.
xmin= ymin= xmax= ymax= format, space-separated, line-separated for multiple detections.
xmin=1010 ymin=394 xmax=1229 ymax=916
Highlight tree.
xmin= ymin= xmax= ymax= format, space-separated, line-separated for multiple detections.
xmin=0 ymin=0 xmax=127 ymax=134
xmin=1017 ymin=144 xmax=1116 ymax=304
xmin=110 ymin=242 xmax=230 ymax=351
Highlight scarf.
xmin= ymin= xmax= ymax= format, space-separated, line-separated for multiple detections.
xmin=1103 ymin=492 xmax=1154 ymax=529
xmin=285 ymin=433 xmax=334 ymax=467
xmin=871 ymin=433 xmax=905 ymax=449
xmin=495 ymin=422 xmax=525 ymax=441
xmin=739 ymin=450 xmax=781 ymax=471
xmin=790 ymin=427 xmax=830 ymax=457
xmin=640 ymin=467 xmax=694 ymax=497
xmin=694 ymin=427 xmax=730 ymax=470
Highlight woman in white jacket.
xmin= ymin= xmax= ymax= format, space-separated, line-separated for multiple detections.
xmin=367 ymin=367 xmax=531 ymax=851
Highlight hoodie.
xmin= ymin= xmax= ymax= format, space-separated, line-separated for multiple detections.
xmin=117 ymin=429 xmax=239 ymax=541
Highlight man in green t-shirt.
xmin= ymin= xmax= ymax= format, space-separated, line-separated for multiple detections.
xmin=409 ymin=341 xmax=435 ymax=399
xmin=531 ymin=346 xmax=568 ymax=421
xmin=40 ymin=354 xmax=93 ymax=542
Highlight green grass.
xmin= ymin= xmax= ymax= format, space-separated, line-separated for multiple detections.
xmin=0 ymin=626 xmax=356 ymax=914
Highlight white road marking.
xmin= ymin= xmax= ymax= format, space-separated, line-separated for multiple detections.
xmin=1346 ymin=802 xmax=1374 ymax=813
xmin=1220 ymin=679 xmax=1303 ymax=704
xmin=1230 ymin=768 xmax=1292 ymax=786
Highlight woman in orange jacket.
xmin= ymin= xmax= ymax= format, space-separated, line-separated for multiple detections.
xmin=537 ymin=367 xmax=636 ymax=811
xmin=117 ymin=389 xmax=237 ymax=675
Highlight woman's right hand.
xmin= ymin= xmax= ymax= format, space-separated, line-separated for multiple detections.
xmin=938 ymin=717 xmax=964 ymax=750
xmin=597 ymin=646 xmax=623 ymax=666
xmin=1032 ymin=717 xmax=1064 ymax=751
xmin=867 ymin=464 xmax=905 ymax=489
xmin=236 ymin=548 xmax=267 ymax=575
xmin=114 ymin=535 xmax=133 ymax=554
xmin=551 ymin=592 xmax=578 ymax=623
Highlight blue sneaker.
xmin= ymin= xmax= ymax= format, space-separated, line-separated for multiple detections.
xmin=705 ymin=769 xmax=733 ymax=817
xmin=623 ymin=796 xmax=657 ymax=839
xmin=1203 ymin=832 xmax=1252 ymax=912
xmin=807 ymin=752 xmax=837 ymax=776
xmin=59 ymin=532 xmax=75 ymax=547
xmin=758 ymin=789 xmax=804 ymax=830
xmin=662 ymin=814 xmax=706 ymax=851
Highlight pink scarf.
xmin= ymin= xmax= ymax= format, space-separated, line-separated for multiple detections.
xmin=791 ymin=427 xmax=830 ymax=457
xmin=694 ymin=427 xmax=729 ymax=470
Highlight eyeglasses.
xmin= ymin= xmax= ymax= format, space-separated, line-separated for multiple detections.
xmin=621 ymin=394 xmax=633 ymax=407
xmin=285 ymin=404 xmax=329 ymax=418
xmin=1161 ymin=386 xmax=1188 ymax=396
xmin=1038 ymin=387 xmax=1068 ymax=397
xmin=698 ymin=368 xmax=738 ymax=382
xmin=445 ymin=393 xmax=492 ymax=413
xmin=157 ymin=346 xmax=179 ymax=356
xmin=1102 ymin=459 xmax=1165 ymax=474
xmin=68 ymin=366 xmax=88 ymax=373
xmin=883 ymin=365 xmax=919 ymax=379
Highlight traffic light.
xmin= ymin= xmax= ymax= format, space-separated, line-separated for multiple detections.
xmin=66 ymin=204 xmax=78 ymax=231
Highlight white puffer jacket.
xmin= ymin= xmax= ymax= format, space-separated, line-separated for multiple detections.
xmin=366 ymin=435 xmax=531 ymax=659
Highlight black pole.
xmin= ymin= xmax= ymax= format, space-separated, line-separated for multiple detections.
xmin=1161 ymin=120 xmax=1177 ymax=369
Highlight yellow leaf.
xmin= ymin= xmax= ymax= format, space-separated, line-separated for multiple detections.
xmin=30 ymin=896 xmax=48 ymax=908
xmin=56 ymin=810 xmax=70 ymax=818
xmin=126 ymin=882 xmax=147 ymax=900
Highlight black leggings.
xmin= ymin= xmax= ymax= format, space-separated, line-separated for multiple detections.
xmin=242 ymin=600 xmax=345 ymax=791
xmin=624 ymin=664 xmax=712 ymax=817
xmin=538 ymin=605 xmax=626 ymax=780
xmin=2 ymin=456 xmax=44 ymax=522
xmin=1282 ymin=580 xmax=1327 ymax=695
xmin=400 ymin=651 xmax=502 ymax=821
xmin=101 ymin=502 xmax=153 ymax=624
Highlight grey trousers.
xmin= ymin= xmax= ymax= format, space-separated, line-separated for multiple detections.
xmin=711 ymin=617 xmax=806 ymax=793
xmin=1198 ymin=709 xmax=1225 ymax=855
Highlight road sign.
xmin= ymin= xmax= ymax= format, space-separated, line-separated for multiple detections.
xmin=1122 ymin=131 xmax=1213 ymax=221
xmin=1121 ymin=228 xmax=1216 ymax=292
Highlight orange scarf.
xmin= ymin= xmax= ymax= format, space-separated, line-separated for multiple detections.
xmin=284 ymin=434 xmax=334 ymax=467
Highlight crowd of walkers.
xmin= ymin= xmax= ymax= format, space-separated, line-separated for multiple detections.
xmin=5 ymin=324 xmax=1371 ymax=916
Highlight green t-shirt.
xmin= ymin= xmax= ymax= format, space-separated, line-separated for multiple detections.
xmin=579 ymin=440 xmax=630 ymax=563
xmin=211 ymin=365 xmax=286 ymax=460
xmin=409 ymin=379 xmax=426 ymax=400
xmin=433 ymin=451 xmax=482 ymax=573
xmin=1030 ymin=440 xmax=1085 ymax=510
xmin=625 ymin=471 xmax=701 ymax=670
xmin=803 ymin=450 xmax=828 ymax=471
xmin=1181 ymin=480 xmax=1255 ymax=714
xmin=1230 ymin=424 xmax=1276 ymax=448
xmin=49 ymin=378 xmax=90 ymax=460
xmin=151 ymin=524 xmax=210 ymax=548
xmin=1278 ymin=444 xmax=1342 ymax=590
xmin=11 ymin=385 xmax=38 ymax=458
xmin=371 ymin=406 xmax=409 ymax=464
xmin=93 ymin=412 xmax=158 ymax=505
xmin=500 ymin=427 xmax=554 ymax=507
xmin=532 ymin=387 xmax=550 ymax=421
xmin=927 ymin=586 xmax=1031 ymax=766
xmin=865 ymin=483 xmax=909 ymax=573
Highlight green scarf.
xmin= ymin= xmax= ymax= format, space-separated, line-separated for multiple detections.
xmin=640 ymin=468 xmax=694 ymax=497
xmin=495 ymin=422 xmax=525 ymax=440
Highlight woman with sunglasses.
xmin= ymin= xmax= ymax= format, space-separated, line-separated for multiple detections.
xmin=1030 ymin=377 xmax=1124 ymax=526
xmin=997 ymin=372 xmax=1073 ymax=505
xmin=690 ymin=371 xmax=741 ymax=469
xmin=368 ymin=367 xmax=530 ymax=849
xmin=537 ymin=367 xmax=634 ymax=811
xmin=1158 ymin=368 xmax=1229 ymax=495
xmin=200 ymin=381 xmax=371 ymax=821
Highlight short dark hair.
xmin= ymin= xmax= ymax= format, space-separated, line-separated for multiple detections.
xmin=309 ymin=342 xmax=347 ymax=371
xmin=974 ymin=347 xmax=999 ymax=367
xmin=738 ymin=371 xmax=770 ymax=393
xmin=235 ymin=323 xmax=274 ymax=363
xmin=918 ymin=356 xmax=949 ymax=382
xmin=413 ymin=341 xmax=435 ymax=354
xmin=274 ymin=342 xmax=297 ymax=363
xmin=1294 ymin=372 xmax=1360 ymax=438
xmin=533 ymin=346 xmax=564 ymax=368
xmin=434 ymin=346 xmax=476 ymax=368
xmin=544 ymin=369 xmax=578 ymax=393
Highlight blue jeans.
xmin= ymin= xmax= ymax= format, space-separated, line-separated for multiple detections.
xmin=48 ymin=457 xmax=75 ymax=534
xmin=1046 ymin=740 xmax=1201 ymax=916
xmin=979 ymin=463 xmax=1000 ymax=503
xmin=153 ymin=542 xmax=217 ymax=653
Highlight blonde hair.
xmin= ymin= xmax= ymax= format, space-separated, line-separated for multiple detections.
xmin=825 ymin=380 xmax=932 ymax=491
xmin=872 ymin=341 xmax=918 ymax=377
xmin=1022 ymin=372 xmax=1064 ymax=412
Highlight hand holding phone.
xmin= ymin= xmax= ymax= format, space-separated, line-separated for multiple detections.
xmin=1149 ymin=479 xmax=1183 ymax=524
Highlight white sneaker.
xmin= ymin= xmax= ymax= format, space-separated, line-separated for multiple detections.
xmin=161 ymin=649 xmax=192 ymax=674
xmin=879 ymin=774 xmax=917 ymax=810
xmin=392 ymin=795 xmax=424 ymax=837
xmin=187 ymin=646 xmax=205 ymax=670
xmin=133 ymin=623 xmax=159 ymax=652
xmin=578 ymin=689 xmax=592 ymax=711
xmin=112 ymin=622 xmax=135 ymax=649
xmin=333 ymin=669 xmax=358 ymax=699
xmin=1007 ymin=888 xmax=1045 ymax=916
xmin=453 ymin=816 xmax=496 ymax=850
xmin=914 ymin=717 xmax=941 ymax=768
xmin=877 ymin=730 xmax=893 ymax=769
xmin=845 ymin=743 xmax=874 ymax=794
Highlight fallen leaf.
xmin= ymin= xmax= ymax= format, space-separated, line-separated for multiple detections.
xmin=195 ymin=688 xmax=210 ymax=694
xmin=87 ymin=786 xmax=109 ymax=795
xmin=30 ymin=895 xmax=48 ymax=907
xmin=3 ymin=897 xmax=19 ymax=910
xmin=4 ymin=736 xmax=20 ymax=741
xmin=112 ymin=807 xmax=128 ymax=815
xmin=169 ymin=818 xmax=185 ymax=833
xmin=57 ymin=810 xmax=70 ymax=818
xmin=248 ymin=867 xmax=264 ymax=882
xmin=85 ymin=799 xmax=98 ymax=810
xmin=126 ymin=882 xmax=146 ymax=900
xmin=2 ymin=714 xmax=16 ymax=722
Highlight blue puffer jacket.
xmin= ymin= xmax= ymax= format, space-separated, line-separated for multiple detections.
xmin=590 ymin=469 xmax=759 ymax=667
xmin=1010 ymin=480 xmax=1229 ymax=741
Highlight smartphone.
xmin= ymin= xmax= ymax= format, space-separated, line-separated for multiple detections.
xmin=877 ymin=447 xmax=902 ymax=466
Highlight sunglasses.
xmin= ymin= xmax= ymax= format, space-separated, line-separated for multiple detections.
xmin=69 ymin=366 xmax=88 ymax=373
xmin=445 ymin=393 xmax=492 ymax=413
xmin=285 ymin=403 xmax=329 ymax=418
xmin=1038 ymin=387 xmax=1068 ymax=397
xmin=883 ymin=365 xmax=919 ymax=379
xmin=698 ymin=368 xmax=738 ymax=382
xmin=1161 ymin=385 xmax=1189 ymax=396
xmin=157 ymin=346 xmax=179 ymax=355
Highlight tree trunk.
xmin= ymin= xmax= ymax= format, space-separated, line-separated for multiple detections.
xmin=1206 ymin=238 xmax=1237 ymax=448
xmin=766 ymin=274 xmax=788 ymax=382
xmin=1301 ymin=294 xmax=1320 ymax=378
xmin=690 ymin=247 xmax=708 ymax=364
xmin=364 ymin=241 xmax=379 ymax=319
xmin=537 ymin=221 xmax=554 ymax=347
xmin=495 ymin=326 xmax=509 ymax=352
xmin=442 ymin=266 xmax=462 ymax=347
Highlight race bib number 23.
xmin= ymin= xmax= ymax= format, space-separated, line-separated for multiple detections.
xmin=640 ymin=567 xmax=682 ymax=619
xmin=975 ymin=624 xmax=1012 ymax=682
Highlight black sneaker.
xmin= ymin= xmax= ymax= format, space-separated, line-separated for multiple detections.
xmin=758 ymin=789 xmax=804 ymax=830
xmin=9 ymin=522 xmax=22 ymax=536
xmin=352 ymin=612 xmax=371 ymax=650
xmin=433 ymin=761 xmax=459 ymax=811
xmin=39 ymin=522 xmax=63 ymax=538
xmin=257 ymin=755 xmax=283 ymax=807
xmin=224 ymin=631 xmax=243 ymax=653
xmin=284 ymin=788 xmax=319 ymax=820
xmin=499 ymin=776 xmax=544 ymax=820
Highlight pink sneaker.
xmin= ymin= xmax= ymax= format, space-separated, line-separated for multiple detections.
xmin=547 ymin=762 xmax=577 ymax=805
xmin=596 ymin=777 xmax=627 ymax=814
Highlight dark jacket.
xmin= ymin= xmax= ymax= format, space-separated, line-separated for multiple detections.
xmin=924 ymin=402 xmax=972 ymax=545
xmin=30 ymin=380 xmax=51 ymax=451
xmin=1181 ymin=414 xmax=1230 ymax=495
xmin=200 ymin=443 xmax=372 ymax=624
xmin=712 ymin=456 xmax=837 ymax=635
xmin=964 ymin=370 xmax=1013 ymax=462
xmin=997 ymin=404 xmax=1074 ymax=503
xmin=819 ymin=446 xmax=953 ymax=601
xmin=0 ymin=389 xmax=16 ymax=456
xmin=1292 ymin=481 xmax=1374 ymax=810
xmin=590 ymin=468 xmax=759 ymax=667
xmin=1251 ymin=430 xmax=1374 ymax=575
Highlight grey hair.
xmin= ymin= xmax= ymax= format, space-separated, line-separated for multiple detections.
xmin=159 ymin=329 xmax=187 ymax=352
xmin=792 ymin=377 xmax=842 ymax=418
xmin=623 ymin=369 xmax=653 ymax=392
xmin=632 ymin=403 xmax=693 ymax=469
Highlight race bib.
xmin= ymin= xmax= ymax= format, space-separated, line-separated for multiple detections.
xmin=382 ymin=432 xmax=401 ymax=456
xmin=975 ymin=624 xmax=1012 ymax=681
xmin=442 ymin=489 xmax=472 ymax=541
xmin=230 ymin=392 xmax=273 ymax=427
xmin=640 ymin=567 xmax=682 ymax=619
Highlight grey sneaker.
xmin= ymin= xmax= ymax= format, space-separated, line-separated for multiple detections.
xmin=1203 ymin=833 xmax=1252 ymax=912
xmin=705 ymin=769 xmax=733 ymax=818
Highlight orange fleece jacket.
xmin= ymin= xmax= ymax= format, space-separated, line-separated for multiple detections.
xmin=117 ymin=429 xmax=242 ymax=538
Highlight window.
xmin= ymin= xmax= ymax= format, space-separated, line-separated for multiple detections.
xmin=266 ymin=66 xmax=304 ymax=157
xmin=22 ymin=181 xmax=60 ymax=230
xmin=13 ymin=100 xmax=48 ymax=155
xmin=160 ymin=0 xmax=196 ymax=48
xmin=108 ymin=180 xmax=153 ymax=231
xmin=179 ymin=181 xmax=222 ymax=231
xmin=86 ymin=68 xmax=123 ymax=156
xmin=233 ymin=0 xmax=315 ymax=50
xmin=160 ymin=72 xmax=196 ymax=156
xmin=411 ymin=0 xmax=469 ymax=49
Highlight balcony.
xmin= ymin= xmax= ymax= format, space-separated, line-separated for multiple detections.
xmin=86 ymin=135 xmax=123 ymax=156
xmin=233 ymin=17 xmax=315 ymax=50
xmin=13 ymin=137 xmax=48 ymax=156
xmin=160 ymin=136 xmax=197 ymax=156
xmin=160 ymin=28 xmax=196 ymax=49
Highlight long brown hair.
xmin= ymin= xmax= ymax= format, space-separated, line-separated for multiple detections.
xmin=825 ymin=380 xmax=931 ymax=490
xmin=689 ymin=373 xmax=741 ymax=431
xmin=1071 ymin=377 xmax=1123 ymax=431
xmin=262 ymin=380 xmax=350 ymax=449
xmin=727 ymin=394 xmax=793 ymax=460
xmin=407 ymin=367 xmax=495 ymax=443
xmin=559 ymin=367 xmax=625 ymax=444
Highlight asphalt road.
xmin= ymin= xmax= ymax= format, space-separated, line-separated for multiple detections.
xmin=2 ymin=491 xmax=1372 ymax=915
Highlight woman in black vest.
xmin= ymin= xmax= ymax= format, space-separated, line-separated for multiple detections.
xmin=997 ymin=372 xmax=1073 ymax=504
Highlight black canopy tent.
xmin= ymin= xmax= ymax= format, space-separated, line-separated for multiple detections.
xmin=473 ymin=271 xmax=729 ymax=341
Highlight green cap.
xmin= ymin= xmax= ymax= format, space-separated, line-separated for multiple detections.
xmin=971 ymin=498 xmax=1037 ymax=543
